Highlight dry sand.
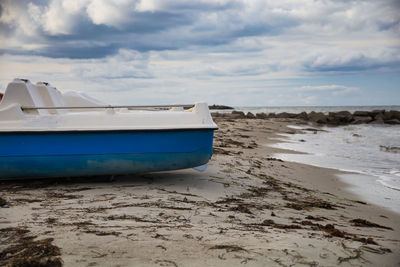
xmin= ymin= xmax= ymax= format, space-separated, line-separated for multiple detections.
xmin=1 ymin=117 xmax=399 ymax=266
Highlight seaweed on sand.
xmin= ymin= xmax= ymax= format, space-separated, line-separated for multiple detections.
xmin=209 ymin=245 xmax=248 ymax=253
xmin=350 ymin=219 xmax=393 ymax=230
xmin=0 ymin=227 xmax=62 ymax=267
xmin=45 ymin=192 xmax=83 ymax=200
xmin=300 ymin=221 xmax=380 ymax=245
xmin=284 ymin=196 xmax=336 ymax=210
xmin=228 ymin=204 xmax=253 ymax=214
xmin=257 ymin=219 xmax=302 ymax=230
xmin=83 ymin=229 xmax=121 ymax=236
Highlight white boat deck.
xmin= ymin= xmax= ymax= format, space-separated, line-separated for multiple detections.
xmin=0 ymin=79 xmax=217 ymax=132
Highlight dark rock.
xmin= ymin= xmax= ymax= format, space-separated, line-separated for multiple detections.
xmin=326 ymin=116 xmax=339 ymax=125
xmin=276 ymin=112 xmax=297 ymax=119
xmin=246 ymin=112 xmax=256 ymax=119
xmin=383 ymin=110 xmax=400 ymax=121
xmin=371 ymin=114 xmax=384 ymax=124
xmin=255 ymin=112 xmax=267 ymax=119
xmin=209 ymin=104 xmax=234 ymax=110
xmin=230 ymin=110 xmax=246 ymax=119
xmin=353 ymin=111 xmax=371 ymax=117
xmin=352 ymin=116 xmax=373 ymax=124
xmin=336 ymin=111 xmax=352 ymax=116
xmin=308 ymin=111 xmax=327 ymax=124
xmin=232 ymin=110 xmax=245 ymax=115
xmin=296 ymin=112 xmax=308 ymax=120
xmin=371 ymin=110 xmax=385 ymax=116
xmin=327 ymin=111 xmax=353 ymax=125
xmin=390 ymin=110 xmax=400 ymax=120
xmin=385 ymin=119 xmax=400 ymax=125
xmin=326 ymin=111 xmax=353 ymax=125
xmin=267 ymin=113 xmax=276 ymax=118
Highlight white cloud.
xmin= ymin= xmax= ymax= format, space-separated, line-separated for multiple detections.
xmin=295 ymin=85 xmax=360 ymax=96
xmin=42 ymin=0 xmax=73 ymax=35
xmin=86 ymin=0 xmax=138 ymax=28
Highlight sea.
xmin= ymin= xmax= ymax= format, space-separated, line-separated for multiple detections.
xmin=234 ymin=106 xmax=400 ymax=214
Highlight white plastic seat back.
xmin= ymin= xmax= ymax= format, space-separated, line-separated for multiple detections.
xmin=36 ymin=82 xmax=66 ymax=114
xmin=0 ymin=79 xmax=48 ymax=115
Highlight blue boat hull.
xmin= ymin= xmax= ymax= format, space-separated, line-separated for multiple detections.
xmin=0 ymin=129 xmax=215 ymax=179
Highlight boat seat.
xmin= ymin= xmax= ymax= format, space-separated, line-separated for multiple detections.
xmin=0 ymin=78 xmax=49 ymax=115
xmin=36 ymin=82 xmax=66 ymax=114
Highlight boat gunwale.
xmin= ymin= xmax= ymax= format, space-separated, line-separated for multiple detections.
xmin=20 ymin=104 xmax=195 ymax=110
xmin=0 ymin=127 xmax=218 ymax=134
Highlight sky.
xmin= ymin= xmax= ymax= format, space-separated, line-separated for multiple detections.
xmin=0 ymin=0 xmax=399 ymax=106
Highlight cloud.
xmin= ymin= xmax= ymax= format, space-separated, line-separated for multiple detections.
xmin=295 ymin=85 xmax=360 ymax=96
xmin=0 ymin=0 xmax=399 ymax=106
xmin=303 ymin=51 xmax=400 ymax=73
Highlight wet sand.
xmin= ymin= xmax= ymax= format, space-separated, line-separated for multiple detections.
xmin=1 ymin=117 xmax=399 ymax=266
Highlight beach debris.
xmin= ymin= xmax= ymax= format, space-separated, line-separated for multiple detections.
xmin=84 ymin=229 xmax=121 ymax=236
xmin=299 ymin=221 xmax=380 ymax=245
xmin=45 ymin=217 xmax=57 ymax=224
xmin=156 ymin=245 xmax=167 ymax=251
xmin=284 ymin=197 xmax=336 ymax=211
xmin=361 ymin=245 xmax=392 ymax=254
xmin=257 ymin=219 xmax=302 ymax=230
xmin=265 ymin=157 xmax=283 ymax=162
xmin=0 ymin=197 xmax=7 ymax=207
xmin=350 ymin=219 xmax=393 ymax=230
xmin=228 ymin=204 xmax=253 ymax=214
xmin=305 ymin=215 xmax=326 ymax=221
xmin=209 ymin=245 xmax=248 ymax=253
xmin=153 ymin=233 xmax=169 ymax=241
xmin=337 ymin=248 xmax=362 ymax=264
xmin=379 ymin=145 xmax=400 ymax=153
xmin=155 ymin=259 xmax=178 ymax=267
xmin=45 ymin=191 xmax=83 ymax=199
xmin=0 ymin=227 xmax=62 ymax=267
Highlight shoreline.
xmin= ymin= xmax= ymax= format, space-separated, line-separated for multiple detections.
xmin=269 ymin=122 xmax=400 ymax=214
xmin=1 ymin=117 xmax=399 ymax=266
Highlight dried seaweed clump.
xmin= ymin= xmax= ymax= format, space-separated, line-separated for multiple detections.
xmin=0 ymin=237 xmax=62 ymax=266
xmin=0 ymin=227 xmax=62 ymax=266
xmin=350 ymin=219 xmax=393 ymax=230
xmin=285 ymin=197 xmax=336 ymax=211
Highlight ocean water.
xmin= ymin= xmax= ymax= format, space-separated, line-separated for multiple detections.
xmin=266 ymin=119 xmax=400 ymax=213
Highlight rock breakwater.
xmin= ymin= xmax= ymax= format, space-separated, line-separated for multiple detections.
xmin=212 ymin=109 xmax=400 ymax=125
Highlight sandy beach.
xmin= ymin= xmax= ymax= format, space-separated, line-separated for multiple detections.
xmin=1 ymin=117 xmax=399 ymax=266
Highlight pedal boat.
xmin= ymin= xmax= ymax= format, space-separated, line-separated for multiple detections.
xmin=0 ymin=79 xmax=218 ymax=179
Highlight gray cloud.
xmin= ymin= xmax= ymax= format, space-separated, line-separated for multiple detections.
xmin=304 ymin=53 xmax=400 ymax=73
xmin=0 ymin=0 xmax=300 ymax=58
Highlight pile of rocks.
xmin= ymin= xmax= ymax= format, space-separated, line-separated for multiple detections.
xmin=212 ymin=110 xmax=400 ymax=125
xmin=208 ymin=104 xmax=234 ymax=110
